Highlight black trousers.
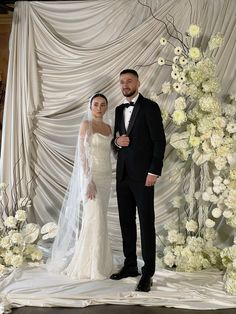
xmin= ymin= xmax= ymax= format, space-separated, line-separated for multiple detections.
xmin=116 ymin=175 xmax=156 ymax=277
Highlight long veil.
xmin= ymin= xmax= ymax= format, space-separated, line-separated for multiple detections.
xmin=47 ymin=94 xmax=112 ymax=273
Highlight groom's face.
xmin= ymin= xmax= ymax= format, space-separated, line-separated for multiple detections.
xmin=120 ymin=73 xmax=140 ymax=98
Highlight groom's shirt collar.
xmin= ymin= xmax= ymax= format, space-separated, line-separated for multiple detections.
xmin=122 ymin=93 xmax=139 ymax=105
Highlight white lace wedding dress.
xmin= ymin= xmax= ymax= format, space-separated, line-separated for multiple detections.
xmin=63 ymin=133 xmax=113 ymax=280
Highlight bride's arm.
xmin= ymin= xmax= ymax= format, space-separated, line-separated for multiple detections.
xmin=79 ymin=121 xmax=96 ymax=200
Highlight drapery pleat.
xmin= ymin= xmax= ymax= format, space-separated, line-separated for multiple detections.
xmin=0 ymin=0 xmax=235 ymax=254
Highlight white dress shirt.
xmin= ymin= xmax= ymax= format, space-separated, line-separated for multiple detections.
xmin=122 ymin=94 xmax=158 ymax=178
xmin=123 ymin=94 xmax=139 ymax=130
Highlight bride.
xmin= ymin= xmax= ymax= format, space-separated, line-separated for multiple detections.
xmin=47 ymin=93 xmax=113 ymax=280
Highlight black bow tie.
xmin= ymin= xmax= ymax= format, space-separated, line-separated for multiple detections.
xmin=124 ymin=102 xmax=134 ymax=108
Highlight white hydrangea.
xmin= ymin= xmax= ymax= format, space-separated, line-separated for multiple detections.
xmin=0 ymin=236 xmax=11 ymax=249
xmin=226 ymin=122 xmax=236 ymax=133
xmin=185 ymin=220 xmax=198 ymax=232
xmin=214 ymin=156 xmax=227 ymax=171
xmin=187 ymin=24 xmax=200 ymax=37
xmin=167 ymin=230 xmax=185 ymax=244
xmin=172 ymin=110 xmax=187 ymax=126
xmin=199 ymin=96 xmax=220 ymax=113
xmin=4 ymin=216 xmax=17 ymax=228
xmin=174 ymin=97 xmax=186 ymax=110
xmin=162 ymin=82 xmax=172 ymax=94
xmin=208 ymin=33 xmax=224 ymax=50
xmin=15 ymin=210 xmax=27 ymax=222
xmin=188 ymin=47 xmax=201 ymax=60
xmin=11 ymin=232 xmax=23 ymax=244
xmin=11 ymin=254 xmax=24 ymax=268
xmin=163 ymin=252 xmax=175 ymax=267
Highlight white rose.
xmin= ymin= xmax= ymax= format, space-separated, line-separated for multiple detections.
xmin=212 ymin=207 xmax=222 ymax=218
xmin=223 ymin=210 xmax=233 ymax=218
xmin=202 ymin=192 xmax=211 ymax=201
xmin=205 ymin=219 xmax=215 ymax=228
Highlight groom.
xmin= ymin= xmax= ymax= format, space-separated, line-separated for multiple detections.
xmin=111 ymin=69 xmax=166 ymax=292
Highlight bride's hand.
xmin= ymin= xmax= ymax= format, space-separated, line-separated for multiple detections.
xmin=86 ymin=181 xmax=97 ymax=200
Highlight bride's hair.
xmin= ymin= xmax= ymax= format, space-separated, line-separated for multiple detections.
xmin=89 ymin=93 xmax=108 ymax=108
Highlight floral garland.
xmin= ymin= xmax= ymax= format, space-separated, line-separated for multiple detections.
xmin=0 ymin=182 xmax=57 ymax=276
xmin=150 ymin=23 xmax=236 ymax=294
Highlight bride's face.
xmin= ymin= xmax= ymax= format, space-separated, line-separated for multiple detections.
xmin=91 ymin=96 xmax=107 ymax=119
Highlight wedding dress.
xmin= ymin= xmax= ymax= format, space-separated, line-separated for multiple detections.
xmin=62 ymin=132 xmax=113 ymax=280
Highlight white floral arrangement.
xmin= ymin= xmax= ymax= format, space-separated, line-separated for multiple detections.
xmin=150 ymin=22 xmax=236 ymax=292
xmin=221 ymin=239 xmax=236 ymax=295
xmin=0 ymin=182 xmax=57 ymax=276
xmin=159 ymin=203 xmax=222 ymax=272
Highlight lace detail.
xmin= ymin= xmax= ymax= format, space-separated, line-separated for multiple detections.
xmin=63 ymin=133 xmax=113 ymax=280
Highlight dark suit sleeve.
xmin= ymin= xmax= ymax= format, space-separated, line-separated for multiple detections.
xmin=144 ymin=101 xmax=166 ymax=175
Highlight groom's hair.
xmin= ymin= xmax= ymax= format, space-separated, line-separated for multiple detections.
xmin=120 ymin=69 xmax=139 ymax=78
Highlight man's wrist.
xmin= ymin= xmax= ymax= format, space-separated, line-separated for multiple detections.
xmin=148 ymin=172 xmax=159 ymax=177
xmin=114 ymin=137 xmax=122 ymax=148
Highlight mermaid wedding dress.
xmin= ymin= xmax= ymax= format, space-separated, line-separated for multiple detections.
xmin=62 ymin=133 xmax=113 ymax=280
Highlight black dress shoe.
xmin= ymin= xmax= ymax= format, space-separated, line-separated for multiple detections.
xmin=135 ymin=275 xmax=153 ymax=292
xmin=110 ymin=267 xmax=140 ymax=280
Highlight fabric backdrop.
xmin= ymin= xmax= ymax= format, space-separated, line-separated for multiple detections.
xmin=0 ymin=0 xmax=236 ymax=256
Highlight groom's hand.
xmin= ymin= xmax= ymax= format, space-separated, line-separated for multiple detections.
xmin=145 ymin=174 xmax=158 ymax=187
xmin=116 ymin=135 xmax=130 ymax=147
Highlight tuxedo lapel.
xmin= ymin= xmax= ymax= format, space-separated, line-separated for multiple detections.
xmin=126 ymin=99 xmax=141 ymax=135
xmin=118 ymin=104 xmax=126 ymax=135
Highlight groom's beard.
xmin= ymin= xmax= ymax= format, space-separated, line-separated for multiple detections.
xmin=122 ymin=88 xmax=137 ymax=98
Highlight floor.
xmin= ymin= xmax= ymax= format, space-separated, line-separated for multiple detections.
xmin=11 ymin=305 xmax=236 ymax=314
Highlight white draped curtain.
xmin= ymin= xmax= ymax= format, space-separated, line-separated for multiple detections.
xmin=1 ymin=0 xmax=236 ymax=254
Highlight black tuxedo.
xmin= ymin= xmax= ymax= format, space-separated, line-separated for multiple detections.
xmin=112 ymin=93 xmax=166 ymax=276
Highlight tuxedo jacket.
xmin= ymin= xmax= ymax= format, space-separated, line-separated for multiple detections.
xmin=112 ymin=94 xmax=166 ymax=183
